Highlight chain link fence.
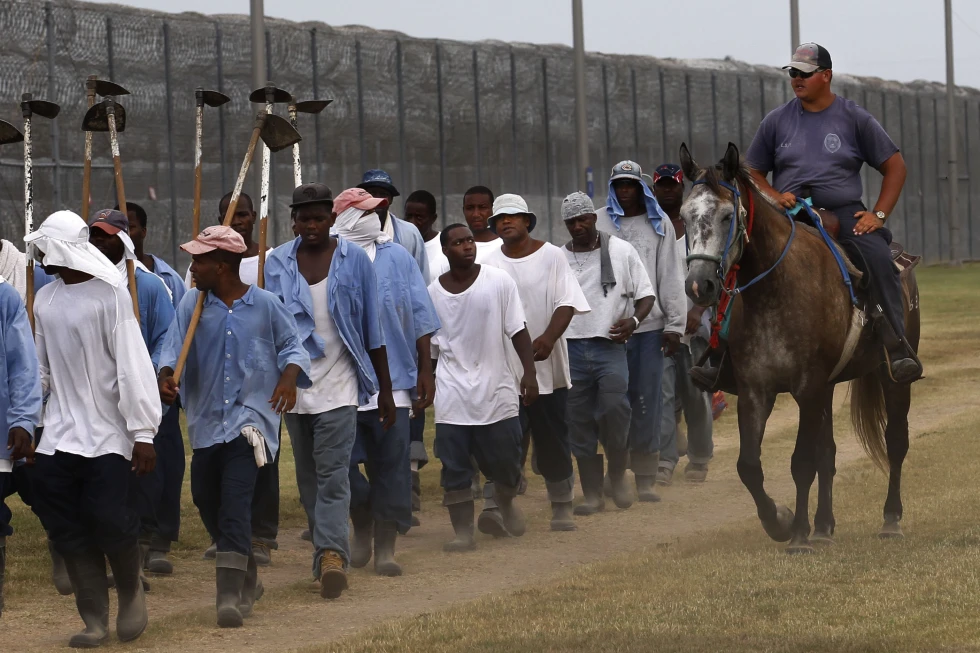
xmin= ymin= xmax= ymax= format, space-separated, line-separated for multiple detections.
xmin=1 ymin=0 xmax=978 ymax=269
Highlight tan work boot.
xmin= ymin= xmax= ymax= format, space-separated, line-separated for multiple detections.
xmin=319 ymin=551 xmax=348 ymax=600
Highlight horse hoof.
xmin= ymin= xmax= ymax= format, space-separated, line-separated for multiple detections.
xmin=879 ymin=520 xmax=904 ymax=539
xmin=786 ymin=542 xmax=815 ymax=555
xmin=810 ymin=531 xmax=835 ymax=546
xmin=762 ymin=505 xmax=794 ymax=543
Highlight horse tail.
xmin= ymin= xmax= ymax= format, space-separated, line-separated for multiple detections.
xmin=850 ymin=371 xmax=888 ymax=472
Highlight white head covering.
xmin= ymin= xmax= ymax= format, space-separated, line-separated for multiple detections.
xmin=332 ymin=207 xmax=391 ymax=262
xmin=25 ymin=211 xmax=123 ymax=286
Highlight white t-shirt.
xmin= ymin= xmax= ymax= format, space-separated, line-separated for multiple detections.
xmin=563 ymin=236 xmax=654 ymax=340
xmin=428 ymin=265 xmax=528 ymax=425
xmin=483 ymin=243 xmax=590 ymax=394
xmin=292 ymin=277 xmax=359 ymax=414
xmin=431 ymin=236 xmax=503 ymax=279
xmin=33 ymin=278 xmax=162 ymax=460
xmin=423 ymin=233 xmax=447 ymax=285
xmin=183 ymin=249 xmax=273 ymax=289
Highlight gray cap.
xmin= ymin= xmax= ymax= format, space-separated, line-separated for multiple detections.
xmin=609 ymin=160 xmax=653 ymax=184
xmin=561 ymin=191 xmax=595 ymax=221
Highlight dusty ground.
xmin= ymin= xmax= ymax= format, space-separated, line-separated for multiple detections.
xmin=1 ymin=264 xmax=976 ymax=652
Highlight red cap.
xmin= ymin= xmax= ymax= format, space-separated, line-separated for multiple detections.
xmin=333 ymin=188 xmax=388 ymax=215
xmin=180 ymin=225 xmax=247 ymax=255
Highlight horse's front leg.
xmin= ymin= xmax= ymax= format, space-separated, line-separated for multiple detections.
xmin=880 ymin=379 xmax=911 ymax=539
xmin=812 ymin=390 xmax=838 ymax=544
xmin=787 ymin=387 xmax=835 ymax=554
xmin=736 ymin=389 xmax=790 ymax=541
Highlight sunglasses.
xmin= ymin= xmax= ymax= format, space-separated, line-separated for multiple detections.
xmin=788 ymin=68 xmax=824 ymax=79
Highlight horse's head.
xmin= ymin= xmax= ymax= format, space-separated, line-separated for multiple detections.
xmin=679 ymin=142 xmax=748 ymax=307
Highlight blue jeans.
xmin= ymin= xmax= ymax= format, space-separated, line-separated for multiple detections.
xmin=659 ymin=337 xmax=714 ymax=470
xmin=436 ymin=417 xmax=524 ymax=505
xmin=350 ymin=407 xmax=412 ymax=534
xmin=284 ymin=407 xmax=357 ymax=576
xmin=190 ymin=436 xmax=259 ymax=558
xmin=625 ymin=329 xmax=666 ymax=475
xmin=566 ymin=338 xmax=631 ymax=459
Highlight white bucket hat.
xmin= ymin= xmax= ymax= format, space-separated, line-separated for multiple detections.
xmin=489 ymin=193 xmax=537 ymax=233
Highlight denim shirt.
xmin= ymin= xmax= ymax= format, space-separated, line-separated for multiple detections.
xmin=391 ymin=216 xmax=430 ymax=283
xmin=158 ymin=285 xmax=312 ymax=457
xmin=35 ymin=266 xmax=174 ymax=370
xmin=372 ymin=241 xmax=441 ymax=393
xmin=265 ymin=236 xmax=384 ymax=406
xmin=0 ymin=281 xmax=42 ymax=461
xmin=150 ymin=254 xmax=187 ymax=309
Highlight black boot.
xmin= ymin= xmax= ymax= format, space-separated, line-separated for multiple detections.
xmin=373 ymin=521 xmax=402 ymax=577
xmin=349 ymin=504 xmax=373 ymax=569
xmin=48 ymin=536 xmax=74 ymax=596
xmin=444 ymin=501 xmax=477 ymax=552
xmin=62 ymin=547 xmax=110 ymax=648
xmin=105 ymin=542 xmax=148 ymax=642
xmin=239 ymin=553 xmax=263 ymax=618
xmin=606 ymin=450 xmax=634 ymax=509
xmin=887 ymin=346 xmax=922 ymax=384
xmin=574 ymin=455 xmax=605 ymax=516
xmin=215 ymin=554 xmax=247 ymax=628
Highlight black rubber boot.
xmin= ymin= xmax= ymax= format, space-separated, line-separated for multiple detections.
xmin=48 ymin=536 xmax=74 ymax=596
xmin=606 ymin=450 xmax=634 ymax=509
xmin=215 ymin=560 xmax=246 ymax=628
xmin=574 ymin=455 xmax=605 ymax=516
xmin=550 ymin=501 xmax=576 ymax=531
xmin=373 ymin=521 xmax=403 ymax=577
xmin=239 ymin=553 xmax=263 ymax=618
xmin=444 ymin=501 xmax=477 ymax=552
xmin=63 ymin=547 xmax=110 ymax=648
xmin=635 ymin=475 xmax=662 ymax=503
xmin=105 ymin=542 xmax=148 ymax=642
xmin=349 ymin=504 xmax=373 ymax=569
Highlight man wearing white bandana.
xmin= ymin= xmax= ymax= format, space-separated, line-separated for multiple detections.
xmin=26 ymin=210 xmax=160 ymax=648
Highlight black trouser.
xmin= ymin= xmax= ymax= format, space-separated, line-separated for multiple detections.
xmin=33 ymin=452 xmax=139 ymax=557
xmin=832 ymin=203 xmax=905 ymax=339
xmin=130 ymin=403 xmax=185 ymax=551
xmin=519 ymin=389 xmax=575 ymax=502
xmin=251 ymin=445 xmax=279 ymax=549
xmin=191 ymin=436 xmax=259 ymax=557
xmin=1 ymin=464 xmax=37 ymax=537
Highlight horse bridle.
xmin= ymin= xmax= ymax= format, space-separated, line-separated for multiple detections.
xmin=687 ymin=177 xmax=749 ymax=283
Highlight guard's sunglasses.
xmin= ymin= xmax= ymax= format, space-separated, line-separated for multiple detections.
xmin=788 ymin=68 xmax=824 ymax=79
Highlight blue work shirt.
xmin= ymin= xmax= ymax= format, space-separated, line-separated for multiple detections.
xmin=158 ymin=285 xmax=312 ymax=457
xmin=0 ymin=281 xmax=42 ymax=462
xmin=150 ymin=254 xmax=187 ymax=309
xmin=391 ymin=215 xmax=430 ymax=283
xmin=371 ymin=241 xmax=441 ymax=394
xmin=265 ymin=236 xmax=384 ymax=406
xmin=35 ymin=265 xmax=175 ymax=369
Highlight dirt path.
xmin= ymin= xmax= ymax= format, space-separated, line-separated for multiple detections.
xmin=5 ymin=361 xmax=974 ymax=652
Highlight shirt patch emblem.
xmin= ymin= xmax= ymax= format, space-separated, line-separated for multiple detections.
xmin=824 ymin=133 xmax=842 ymax=154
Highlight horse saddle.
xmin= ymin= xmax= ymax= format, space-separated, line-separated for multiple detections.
xmin=808 ymin=208 xmax=920 ymax=278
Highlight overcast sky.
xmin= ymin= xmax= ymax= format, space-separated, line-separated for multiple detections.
xmin=88 ymin=0 xmax=980 ymax=90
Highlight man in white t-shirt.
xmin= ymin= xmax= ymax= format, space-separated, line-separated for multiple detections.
xmin=27 ymin=211 xmax=160 ymax=647
xmin=429 ymin=223 xmax=538 ymax=550
xmin=652 ymin=164 xmax=714 ymax=484
xmin=186 ymin=192 xmax=278 ymax=565
xmin=560 ymin=192 xmax=655 ymax=514
xmin=483 ymin=194 xmax=590 ymax=532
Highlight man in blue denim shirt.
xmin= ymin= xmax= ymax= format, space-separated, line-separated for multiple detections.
xmin=0 ymin=276 xmax=43 ymax=618
xmin=265 ymin=183 xmax=396 ymax=600
xmin=158 ymin=226 xmax=310 ymax=628
xmin=332 ymin=188 xmax=440 ymax=579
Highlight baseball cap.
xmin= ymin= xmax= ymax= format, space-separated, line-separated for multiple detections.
xmin=489 ymin=193 xmax=537 ymax=233
xmin=289 ymin=182 xmax=334 ymax=209
xmin=333 ymin=188 xmax=389 ymax=215
xmin=784 ymin=42 xmax=833 ymax=73
xmin=653 ymin=163 xmax=683 ymax=184
xmin=180 ymin=225 xmax=247 ymax=256
xmin=561 ymin=191 xmax=595 ymax=221
xmin=609 ymin=160 xmax=652 ymax=184
xmin=357 ymin=169 xmax=400 ymax=197
xmin=88 ymin=208 xmax=130 ymax=235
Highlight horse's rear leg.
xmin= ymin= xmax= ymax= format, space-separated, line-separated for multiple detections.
xmin=736 ymin=390 xmax=791 ymax=541
xmin=787 ymin=388 xmax=834 ymax=554
xmin=880 ymin=378 xmax=910 ymax=539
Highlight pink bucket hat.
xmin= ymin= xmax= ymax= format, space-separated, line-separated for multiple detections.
xmin=333 ymin=188 xmax=388 ymax=215
xmin=180 ymin=225 xmax=247 ymax=255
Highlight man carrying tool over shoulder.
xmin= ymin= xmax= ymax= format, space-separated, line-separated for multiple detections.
xmin=158 ymin=225 xmax=310 ymax=628
xmin=693 ymin=43 xmax=919 ymax=387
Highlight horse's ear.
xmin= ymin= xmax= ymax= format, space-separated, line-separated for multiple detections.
xmin=721 ymin=142 xmax=740 ymax=181
xmin=679 ymin=142 xmax=701 ymax=181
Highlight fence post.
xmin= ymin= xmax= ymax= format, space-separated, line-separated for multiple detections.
xmin=916 ymin=94 xmax=926 ymax=258
xmin=710 ymin=72 xmax=719 ymax=159
xmin=355 ymin=39 xmax=366 ymax=175
xmin=436 ymin=43 xmax=446 ymax=228
xmin=311 ymin=28 xmax=323 ymax=182
xmin=106 ymin=16 xmax=115 ymax=80
xmin=510 ymin=47 xmax=519 ymax=191
xmin=684 ymin=72 xmax=693 ymax=150
xmin=737 ymin=76 xmax=744 ymax=149
xmin=215 ymin=22 xmax=228 ymax=192
xmin=163 ymin=22 xmax=179 ymax=264
xmin=396 ymin=39 xmax=405 ymax=196
xmin=933 ymin=96 xmax=945 ymax=259
xmin=964 ymin=98 xmax=973 ymax=259
xmin=658 ymin=67 xmax=667 ymax=161
xmin=543 ymin=57 xmax=553 ymax=240
xmin=630 ymin=67 xmax=639 ymax=161
xmin=602 ymin=63 xmax=610 ymax=172
xmin=45 ymin=1 xmax=61 ymax=209
xmin=473 ymin=48 xmax=482 ymax=183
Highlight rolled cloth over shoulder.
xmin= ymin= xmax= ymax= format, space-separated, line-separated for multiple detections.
xmin=25 ymin=210 xmax=122 ymax=286
xmin=331 ymin=206 xmax=391 ymax=262
xmin=597 ymin=231 xmax=616 ymax=297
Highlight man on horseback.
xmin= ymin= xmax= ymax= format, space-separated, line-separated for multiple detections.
xmin=694 ymin=42 xmax=918 ymax=385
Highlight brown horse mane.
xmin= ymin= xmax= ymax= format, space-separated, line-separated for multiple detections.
xmin=696 ymin=160 xmax=783 ymax=215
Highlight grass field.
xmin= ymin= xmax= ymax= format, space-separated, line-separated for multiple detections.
xmin=2 ymin=263 xmax=978 ymax=652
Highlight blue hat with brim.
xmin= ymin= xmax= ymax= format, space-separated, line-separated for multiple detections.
xmin=357 ymin=169 xmax=400 ymax=197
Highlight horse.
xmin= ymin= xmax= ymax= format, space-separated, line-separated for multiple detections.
xmin=677 ymin=142 xmax=920 ymax=553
